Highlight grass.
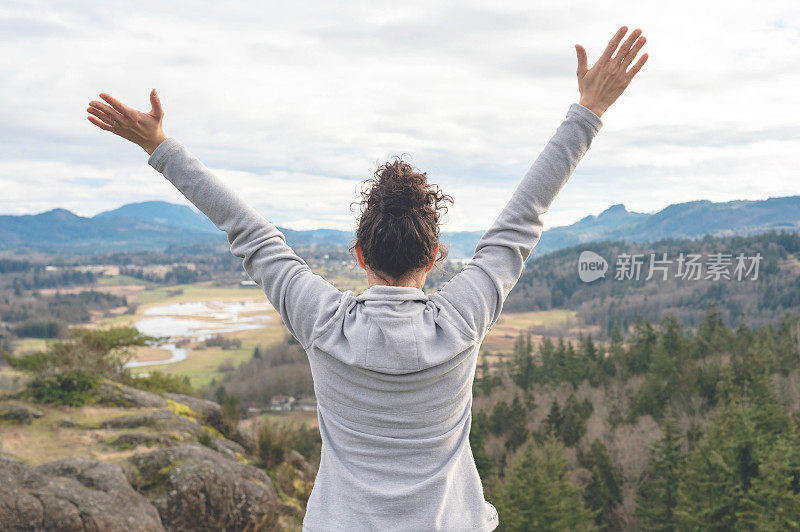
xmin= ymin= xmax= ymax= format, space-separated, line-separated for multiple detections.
xmin=314 ymin=267 xmax=368 ymax=294
xmin=84 ymin=276 xmax=290 ymax=388
xmin=0 ymin=367 xmax=25 ymax=379
xmin=11 ymin=338 xmax=49 ymax=353
xmin=95 ymin=274 xmax=153 ymax=287
xmin=245 ymin=410 xmax=319 ymax=429
xmin=0 ymin=399 xmax=161 ymax=466
xmin=782 ymin=254 xmax=800 ymax=274
xmin=129 ymin=318 xmax=287 ymax=388
xmin=481 ymin=309 xmax=579 ymax=355
xmin=99 ymin=313 xmax=139 ymax=327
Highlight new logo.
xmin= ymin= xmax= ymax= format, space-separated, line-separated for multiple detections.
xmin=578 ymin=251 xmax=608 ymax=283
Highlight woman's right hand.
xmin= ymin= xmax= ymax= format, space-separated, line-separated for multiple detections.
xmin=575 ymin=26 xmax=648 ymax=118
xmin=87 ymin=89 xmax=167 ymax=155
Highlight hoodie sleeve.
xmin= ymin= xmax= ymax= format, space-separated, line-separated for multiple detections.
xmin=429 ymin=103 xmax=602 ymax=341
xmin=148 ymin=138 xmax=344 ymax=349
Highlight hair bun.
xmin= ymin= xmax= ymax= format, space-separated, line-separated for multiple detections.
xmin=373 ymin=160 xmax=426 ymax=217
xmin=379 ymin=194 xmax=414 ymax=218
xmin=351 ymin=157 xmax=454 ymax=280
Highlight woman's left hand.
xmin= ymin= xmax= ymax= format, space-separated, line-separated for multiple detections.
xmin=575 ymin=27 xmax=648 ymax=118
xmin=87 ymin=89 xmax=167 ymax=155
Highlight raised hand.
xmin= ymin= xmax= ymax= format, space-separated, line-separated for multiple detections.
xmin=575 ymin=26 xmax=648 ymax=118
xmin=87 ymin=89 xmax=167 ymax=154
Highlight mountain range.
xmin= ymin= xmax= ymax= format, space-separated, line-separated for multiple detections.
xmin=1 ymin=196 xmax=798 ymax=257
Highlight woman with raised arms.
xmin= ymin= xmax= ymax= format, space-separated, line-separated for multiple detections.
xmin=87 ymin=26 xmax=647 ymax=531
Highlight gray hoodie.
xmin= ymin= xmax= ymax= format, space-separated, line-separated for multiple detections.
xmin=148 ymin=102 xmax=602 ymax=531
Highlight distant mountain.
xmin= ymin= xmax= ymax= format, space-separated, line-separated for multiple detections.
xmin=94 ymin=201 xmax=218 ymax=235
xmin=0 ymin=196 xmax=798 ymax=256
xmin=531 ymin=195 xmax=800 ymax=257
xmin=532 ymin=203 xmax=650 ymax=256
xmin=615 ymin=196 xmax=800 ymax=241
xmin=0 ymin=206 xmax=219 ymax=254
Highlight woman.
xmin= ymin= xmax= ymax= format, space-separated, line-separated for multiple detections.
xmin=87 ymin=26 xmax=647 ymax=531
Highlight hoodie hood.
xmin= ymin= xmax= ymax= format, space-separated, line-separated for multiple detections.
xmin=355 ymin=285 xmax=429 ymax=303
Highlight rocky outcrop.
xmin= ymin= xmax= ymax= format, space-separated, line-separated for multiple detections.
xmin=129 ymin=443 xmax=279 ymax=531
xmin=164 ymin=392 xmax=255 ymax=452
xmin=100 ymin=408 xmax=175 ymax=429
xmin=0 ymin=444 xmax=283 ymax=531
xmin=0 ymin=390 xmax=295 ymax=531
xmin=286 ymin=449 xmax=317 ymax=481
xmin=163 ymin=392 xmax=224 ymax=430
xmin=111 ymin=432 xmax=177 ymax=448
xmin=0 ymin=454 xmax=165 ymax=531
xmin=100 ymin=408 xmax=246 ymax=458
xmin=91 ymin=380 xmax=167 ymax=408
xmin=0 ymin=404 xmax=44 ymax=424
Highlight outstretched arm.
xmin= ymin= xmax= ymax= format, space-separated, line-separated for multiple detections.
xmin=86 ymin=91 xmax=344 ymax=348
xmin=431 ymin=26 xmax=648 ymax=341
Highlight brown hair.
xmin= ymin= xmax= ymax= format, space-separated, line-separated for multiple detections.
xmin=350 ymin=158 xmax=453 ymax=282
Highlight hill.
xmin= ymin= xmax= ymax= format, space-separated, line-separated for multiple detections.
xmin=1 ymin=196 xmax=798 ymax=256
xmin=0 ymin=377 xmax=317 ymax=530
xmin=505 ymin=230 xmax=800 ymax=334
xmin=0 ymin=205 xmax=218 ymax=254
xmin=93 ymin=201 xmax=219 ymax=234
xmin=534 ymin=195 xmax=800 ymax=257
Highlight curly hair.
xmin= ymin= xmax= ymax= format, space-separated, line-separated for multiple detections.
xmin=350 ymin=158 xmax=453 ymax=282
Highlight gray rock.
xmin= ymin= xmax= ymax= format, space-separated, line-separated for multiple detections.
xmin=110 ymin=432 xmax=177 ymax=449
xmin=163 ymin=392 xmax=225 ymax=430
xmin=102 ymin=409 xmax=246 ymax=458
xmin=286 ymin=449 xmax=317 ymax=480
xmin=58 ymin=417 xmax=79 ymax=428
xmin=130 ymin=443 xmax=278 ymax=531
xmin=0 ymin=454 xmax=165 ymax=531
xmin=1 ymin=405 xmax=44 ymax=424
xmin=100 ymin=409 xmax=174 ymax=429
xmin=92 ymin=380 xmax=167 ymax=408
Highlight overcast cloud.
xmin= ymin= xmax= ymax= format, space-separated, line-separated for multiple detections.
xmin=1 ymin=0 xmax=798 ymax=231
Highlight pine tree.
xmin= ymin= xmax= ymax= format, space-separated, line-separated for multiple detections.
xmin=490 ymin=400 xmax=511 ymax=436
xmin=580 ymin=440 xmax=623 ymax=529
xmin=625 ymin=316 xmax=657 ymax=375
xmin=582 ymin=333 xmax=598 ymax=363
xmin=544 ymin=400 xmax=563 ymax=438
xmin=736 ymin=432 xmax=800 ymax=530
xmin=552 ymin=337 xmax=568 ymax=383
xmin=563 ymin=340 xmax=582 ymax=386
xmin=560 ymin=394 xmax=592 ymax=447
xmin=491 ymin=435 xmax=597 ymax=531
xmin=477 ymin=357 xmax=494 ymax=396
xmin=694 ymin=303 xmax=733 ymax=359
xmin=675 ymin=370 xmax=790 ymax=530
xmin=539 ymin=337 xmax=556 ymax=383
xmin=511 ymin=332 xmax=535 ymax=391
xmin=609 ymin=319 xmax=624 ymax=358
xmin=470 ymin=409 xmax=494 ymax=481
xmin=505 ymin=396 xmax=529 ymax=452
xmin=635 ymin=410 xmax=684 ymax=531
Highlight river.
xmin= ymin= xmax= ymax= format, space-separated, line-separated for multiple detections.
xmin=124 ymin=300 xmax=274 ymax=368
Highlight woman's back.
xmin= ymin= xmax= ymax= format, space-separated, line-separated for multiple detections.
xmin=304 ymin=286 xmax=493 ymax=530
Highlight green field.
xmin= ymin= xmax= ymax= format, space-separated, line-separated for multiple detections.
xmin=20 ymin=274 xmax=584 ymax=391
xmin=481 ymin=308 xmax=581 ymax=355
xmin=90 ymin=278 xmax=288 ymax=389
xmin=128 ymin=323 xmax=288 ymax=388
xmin=95 ymin=274 xmax=154 ymax=287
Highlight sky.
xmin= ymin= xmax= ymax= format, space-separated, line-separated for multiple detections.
xmin=1 ymin=0 xmax=799 ymax=232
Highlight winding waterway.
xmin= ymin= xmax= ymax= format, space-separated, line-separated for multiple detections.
xmin=125 ymin=300 xmax=274 ymax=368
